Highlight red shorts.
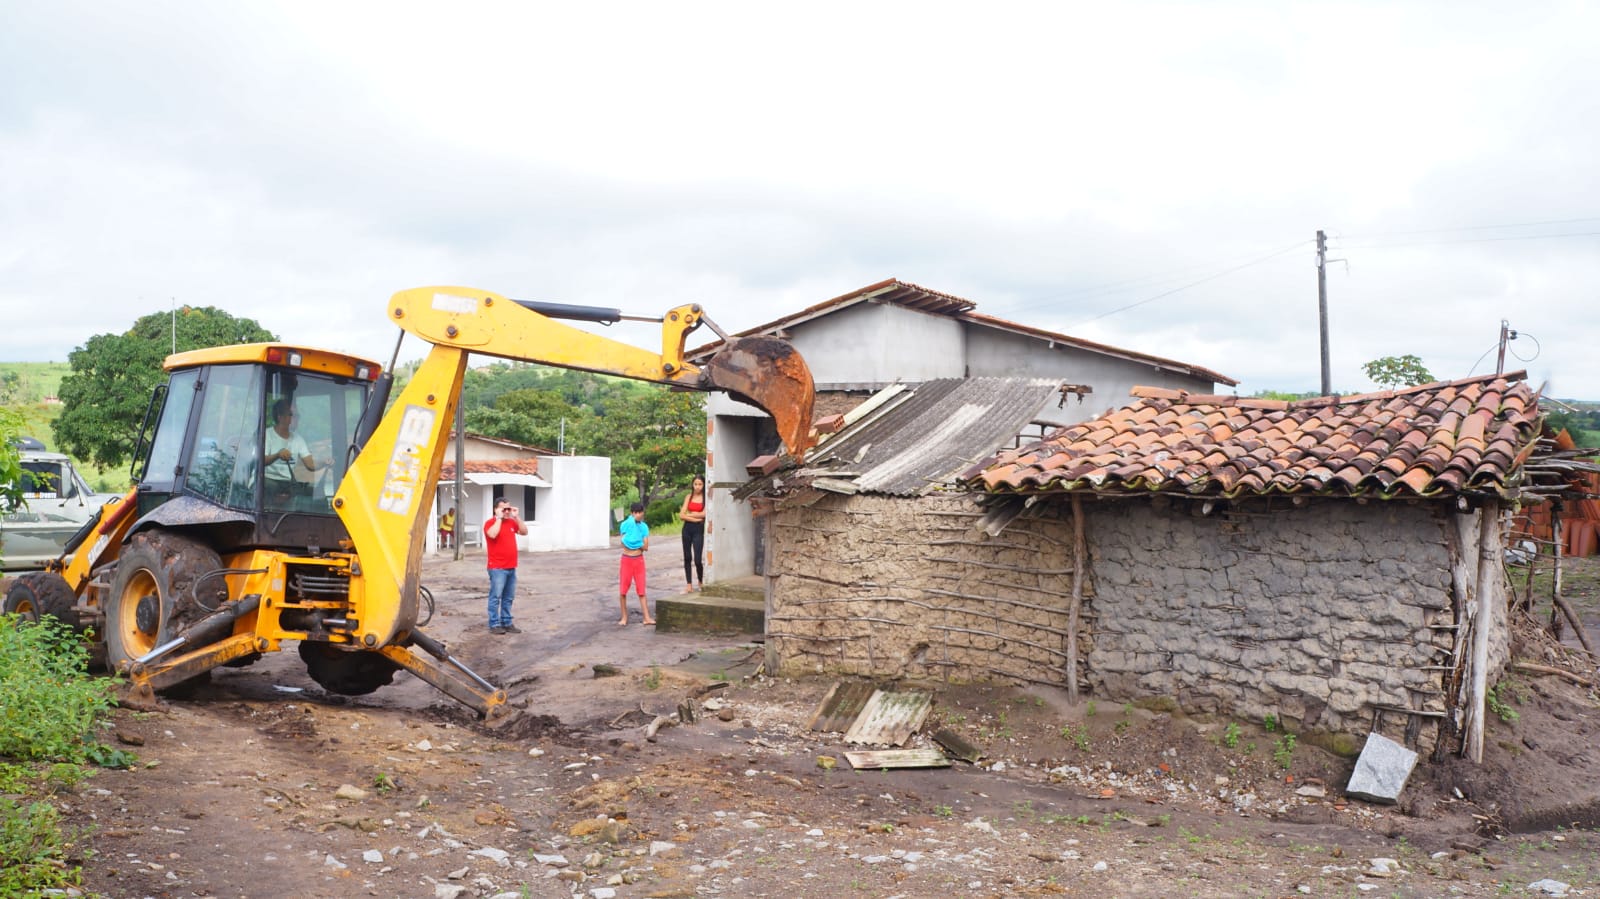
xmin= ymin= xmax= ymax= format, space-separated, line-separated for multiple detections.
xmin=619 ymin=554 xmax=646 ymax=594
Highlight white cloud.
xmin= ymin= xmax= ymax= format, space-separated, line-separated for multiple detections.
xmin=3 ymin=1 xmax=1600 ymax=398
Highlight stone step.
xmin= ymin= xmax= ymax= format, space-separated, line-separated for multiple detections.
xmin=656 ymin=590 xmax=764 ymax=635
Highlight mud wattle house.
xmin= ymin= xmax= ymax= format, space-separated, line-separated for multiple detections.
xmin=753 ymin=372 xmax=1546 ymax=762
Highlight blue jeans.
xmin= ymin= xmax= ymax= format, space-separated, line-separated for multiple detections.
xmin=487 ymin=567 xmax=517 ymax=628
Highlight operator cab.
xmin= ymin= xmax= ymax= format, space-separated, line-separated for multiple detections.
xmin=133 ymin=344 xmax=381 ymax=551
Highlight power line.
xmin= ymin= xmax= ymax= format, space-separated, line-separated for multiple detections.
xmin=1335 ymin=229 xmax=1600 ymax=250
xmin=1063 ymin=240 xmax=1310 ymax=329
xmin=991 ymin=239 xmax=1317 ymax=317
xmin=1510 ymin=330 xmax=1541 ymax=364
xmin=1340 ymin=215 xmax=1600 ymax=240
xmin=1015 ymin=254 xmax=1273 ymax=307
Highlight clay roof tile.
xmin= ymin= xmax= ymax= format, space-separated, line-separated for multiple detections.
xmin=966 ymin=372 xmax=1539 ymax=499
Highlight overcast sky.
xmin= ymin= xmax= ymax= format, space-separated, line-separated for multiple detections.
xmin=4 ymin=2 xmax=1599 ymax=399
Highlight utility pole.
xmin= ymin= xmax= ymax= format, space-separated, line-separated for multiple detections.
xmin=453 ymin=399 xmax=465 ymax=562
xmin=1495 ymin=319 xmax=1515 ymax=375
xmin=1316 ymin=230 xmax=1331 ymax=395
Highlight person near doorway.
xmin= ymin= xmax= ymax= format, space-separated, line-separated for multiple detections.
xmin=484 ymin=499 xmax=526 ymax=635
xmin=618 ymin=502 xmax=653 ymax=626
xmin=679 ymin=476 xmax=707 ymax=593
xmin=439 ymin=506 xmax=456 ymax=549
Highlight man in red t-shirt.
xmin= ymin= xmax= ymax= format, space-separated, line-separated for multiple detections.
xmin=484 ymin=500 xmax=527 ymax=635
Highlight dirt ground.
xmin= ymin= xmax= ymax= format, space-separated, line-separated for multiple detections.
xmin=38 ymin=546 xmax=1600 ymax=898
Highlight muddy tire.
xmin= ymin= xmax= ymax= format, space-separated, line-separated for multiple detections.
xmin=298 ymin=641 xmax=400 ymax=696
xmin=2 ymin=572 xmax=78 ymax=625
xmin=105 ymin=531 xmax=226 ymax=671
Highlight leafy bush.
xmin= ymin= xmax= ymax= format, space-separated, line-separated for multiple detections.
xmin=0 ymin=613 xmax=117 ymax=895
xmin=0 ymin=614 xmax=117 ymax=763
xmin=645 ymin=497 xmax=678 ymax=528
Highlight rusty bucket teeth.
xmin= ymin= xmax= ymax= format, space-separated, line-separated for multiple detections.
xmin=700 ymin=336 xmax=816 ymax=462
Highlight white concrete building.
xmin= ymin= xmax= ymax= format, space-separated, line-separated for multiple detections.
xmin=688 ymin=279 xmax=1237 ymax=584
xmin=431 ymin=434 xmax=610 ymax=553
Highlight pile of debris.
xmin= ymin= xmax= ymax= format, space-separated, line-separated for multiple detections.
xmin=1515 ymin=429 xmax=1600 ymax=558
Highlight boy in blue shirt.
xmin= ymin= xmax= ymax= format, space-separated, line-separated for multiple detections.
xmin=618 ymin=502 xmax=653 ymax=626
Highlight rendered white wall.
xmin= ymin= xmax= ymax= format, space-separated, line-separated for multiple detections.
xmin=523 ymin=456 xmax=611 ymax=551
xmin=704 ymin=412 xmax=758 ymax=582
xmin=964 ymin=329 xmax=1219 ymax=425
xmin=429 ymin=455 xmax=610 ymax=553
xmin=786 ymin=303 xmax=965 ymax=385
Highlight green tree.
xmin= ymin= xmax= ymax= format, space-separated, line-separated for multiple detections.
xmin=463 ymin=388 xmax=597 ymax=451
xmin=1361 ymin=354 xmax=1434 ymax=389
xmin=0 ymin=409 xmax=24 ymax=510
xmin=452 ymin=363 xmax=705 ymax=506
xmin=497 ymin=388 xmax=593 ymax=450
xmin=584 ymin=389 xmax=706 ymax=506
xmin=53 ymin=307 xmax=275 ymax=469
xmin=1 ymin=409 xmax=26 ymax=567
xmin=460 ymin=362 xmax=551 ymax=410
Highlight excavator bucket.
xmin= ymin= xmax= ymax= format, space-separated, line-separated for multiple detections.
xmin=699 ymin=336 xmax=816 ymax=461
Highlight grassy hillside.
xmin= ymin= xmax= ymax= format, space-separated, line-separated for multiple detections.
xmin=1 ymin=371 xmax=129 ymax=491
xmin=0 ymin=362 xmax=70 ymax=404
xmin=1 ymin=363 xmax=69 ymax=453
xmin=2 ymin=403 xmax=126 ymax=491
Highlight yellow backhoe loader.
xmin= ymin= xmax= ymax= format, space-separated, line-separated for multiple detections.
xmin=2 ymin=286 xmax=813 ymax=722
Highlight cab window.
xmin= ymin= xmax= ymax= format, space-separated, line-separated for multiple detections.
xmin=144 ymin=369 xmax=200 ymax=491
xmin=262 ymin=369 xmax=367 ymax=514
xmin=186 ymin=364 xmax=264 ymax=509
xmin=20 ymin=461 xmax=67 ymax=498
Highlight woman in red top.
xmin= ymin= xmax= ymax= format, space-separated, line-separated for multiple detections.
xmin=679 ymin=475 xmax=707 ymax=593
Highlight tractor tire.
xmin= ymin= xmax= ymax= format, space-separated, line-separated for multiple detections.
xmin=298 ymin=641 xmax=401 ymax=696
xmin=2 ymin=572 xmax=78 ymax=626
xmin=104 ymin=531 xmax=227 ymax=672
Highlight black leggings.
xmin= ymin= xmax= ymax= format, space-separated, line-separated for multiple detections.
xmin=681 ymin=520 xmax=705 ymax=585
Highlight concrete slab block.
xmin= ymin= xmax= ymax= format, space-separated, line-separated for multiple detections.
xmin=1345 ymin=731 xmax=1418 ymax=804
xmin=655 ymin=592 xmax=764 ymax=635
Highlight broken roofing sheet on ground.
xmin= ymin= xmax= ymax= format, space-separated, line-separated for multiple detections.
xmin=808 ymin=682 xmax=949 ymax=770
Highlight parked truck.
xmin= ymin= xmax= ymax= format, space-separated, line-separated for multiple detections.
xmin=1 ymin=441 xmax=113 ymax=571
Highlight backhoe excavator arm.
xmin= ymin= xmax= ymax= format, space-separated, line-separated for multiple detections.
xmin=332 ymin=285 xmax=815 ymax=658
xmin=385 ymin=287 xmax=814 ymax=441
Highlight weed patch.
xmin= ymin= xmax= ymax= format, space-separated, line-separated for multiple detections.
xmin=1273 ymin=733 xmax=1298 ymax=769
xmin=1222 ymin=722 xmax=1241 ymax=749
xmin=0 ymin=612 xmax=123 ymax=895
xmin=1487 ymin=678 xmax=1522 ymax=724
xmin=0 ymin=614 xmax=118 ymax=762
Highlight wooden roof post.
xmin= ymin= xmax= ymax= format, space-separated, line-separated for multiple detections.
xmin=1067 ymin=493 xmax=1085 ymax=702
